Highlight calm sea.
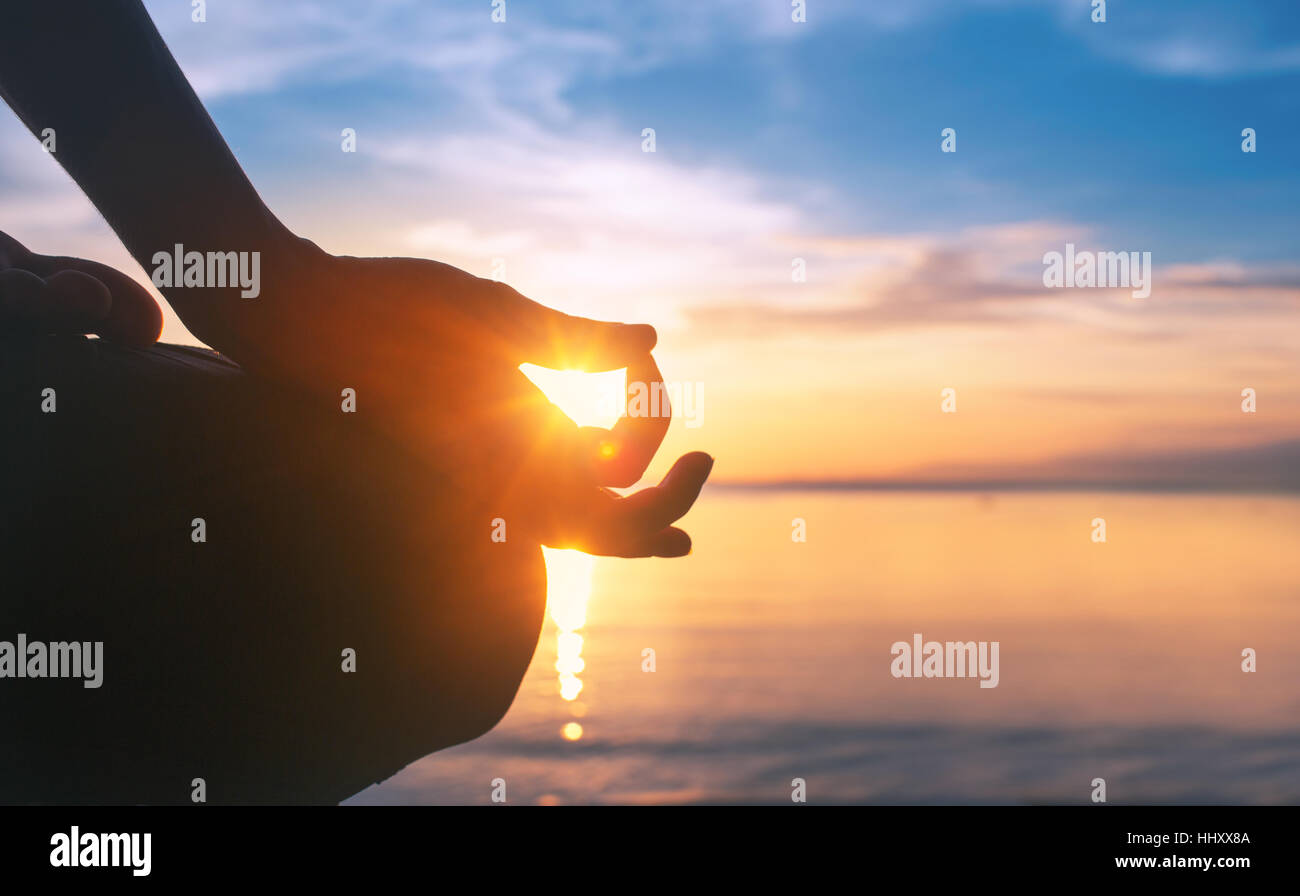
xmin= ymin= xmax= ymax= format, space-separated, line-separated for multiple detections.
xmin=346 ymin=490 xmax=1300 ymax=805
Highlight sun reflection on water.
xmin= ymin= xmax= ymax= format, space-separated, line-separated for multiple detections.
xmin=523 ymin=362 xmax=621 ymax=745
xmin=542 ymin=547 xmax=595 ymax=738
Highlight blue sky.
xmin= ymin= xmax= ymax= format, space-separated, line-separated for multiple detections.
xmin=157 ymin=0 xmax=1300 ymax=261
xmin=2 ymin=0 xmax=1298 ymax=480
xmin=7 ymin=0 xmax=1297 ymax=283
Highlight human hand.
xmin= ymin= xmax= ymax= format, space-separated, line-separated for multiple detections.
xmin=0 ymin=231 xmax=162 ymax=346
xmin=183 ymin=236 xmax=710 ymax=558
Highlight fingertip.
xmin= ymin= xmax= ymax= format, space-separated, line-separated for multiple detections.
xmin=100 ymin=281 xmax=164 ymax=347
xmin=119 ymin=293 xmax=165 ymax=347
xmin=622 ymin=323 xmax=657 ymax=353
xmin=653 ymin=527 xmax=692 ymax=558
xmin=667 ymin=451 xmax=715 ymax=485
xmin=698 ymin=452 xmax=716 ymax=478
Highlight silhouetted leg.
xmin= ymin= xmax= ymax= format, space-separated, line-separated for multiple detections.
xmin=0 ymin=337 xmax=545 ymax=804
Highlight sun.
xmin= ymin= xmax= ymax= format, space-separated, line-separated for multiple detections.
xmin=519 ymin=363 xmax=626 ymax=430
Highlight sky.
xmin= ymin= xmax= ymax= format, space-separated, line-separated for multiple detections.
xmin=1 ymin=0 xmax=1297 ymax=484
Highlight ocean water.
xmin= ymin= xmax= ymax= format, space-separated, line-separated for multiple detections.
xmin=346 ymin=490 xmax=1300 ymax=805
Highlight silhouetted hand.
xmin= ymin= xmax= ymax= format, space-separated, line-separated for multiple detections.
xmin=178 ymin=235 xmax=711 ymax=558
xmin=0 ymin=231 xmax=161 ymax=346
xmin=0 ymin=229 xmax=711 ymax=556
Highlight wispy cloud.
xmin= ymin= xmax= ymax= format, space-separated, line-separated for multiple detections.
xmin=683 ymin=222 xmax=1300 ymax=339
xmin=1046 ymin=0 xmax=1300 ymax=78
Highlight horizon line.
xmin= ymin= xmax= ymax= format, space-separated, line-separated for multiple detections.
xmin=705 ymin=479 xmax=1300 ymax=494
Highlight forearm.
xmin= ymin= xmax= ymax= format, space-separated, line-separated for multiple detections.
xmin=0 ymin=0 xmax=293 ymax=347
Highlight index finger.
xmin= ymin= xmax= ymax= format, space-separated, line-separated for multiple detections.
xmin=499 ymin=281 xmax=658 ymax=371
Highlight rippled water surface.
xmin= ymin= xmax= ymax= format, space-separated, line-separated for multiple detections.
xmin=348 ymin=491 xmax=1300 ymax=805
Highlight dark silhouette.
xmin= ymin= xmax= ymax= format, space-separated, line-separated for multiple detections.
xmin=0 ymin=2 xmax=710 ymax=803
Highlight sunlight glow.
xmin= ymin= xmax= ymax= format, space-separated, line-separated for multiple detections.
xmin=519 ymin=364 xmax=626 ymax=430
